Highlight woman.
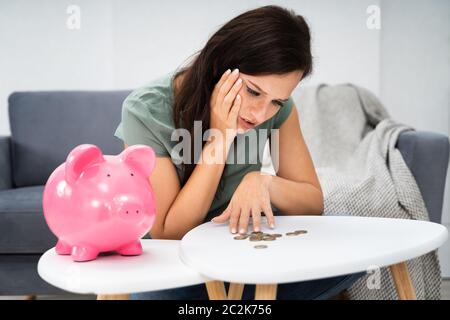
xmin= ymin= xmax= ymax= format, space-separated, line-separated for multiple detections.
xmin=114 ymin=5 xmax=364 ymax=299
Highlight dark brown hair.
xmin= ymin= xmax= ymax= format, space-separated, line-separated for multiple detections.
xmin=172 ymin=5 xmax=313 ymax=189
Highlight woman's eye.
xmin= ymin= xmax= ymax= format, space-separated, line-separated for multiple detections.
xmin=247 ymin=87 xmax=259 ymax=96
xmin=247 ymin=87 xmax=283 ymax=107
xmin=273 ymin=101 xmax=283 ymax=107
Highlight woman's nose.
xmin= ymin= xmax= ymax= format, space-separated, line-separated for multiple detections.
xmin=247 ymin=104 xmax=266 ymax=123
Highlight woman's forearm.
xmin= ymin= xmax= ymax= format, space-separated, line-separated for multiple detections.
xmin=161 ymin=139 xmax=231 ymax=239
xmin=268 ymin=175 xmax=324 ymax=215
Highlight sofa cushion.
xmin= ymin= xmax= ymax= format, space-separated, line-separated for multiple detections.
xmin=8 ymin=91 xmax=131 ymax=187
xmin=0 ymin=185 xmax=56 ymax=253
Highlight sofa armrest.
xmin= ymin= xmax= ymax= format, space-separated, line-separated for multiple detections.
xmin=0 ymin=135 xmax=12 ymax=190
xmin=396 ymin=130 xmax=450 ymax=224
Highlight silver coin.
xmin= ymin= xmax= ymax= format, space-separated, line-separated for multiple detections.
xmin=271 ymin=233 xmax=282 ymax=238
xmin=254 ymin=245 xmax=268 ymax=249
xmin=249 ymin=235 xmax=262 ymax=242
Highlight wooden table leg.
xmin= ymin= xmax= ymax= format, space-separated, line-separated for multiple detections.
xmin=255 ymin=284 xmax=277 ymax=300
xmin=97 ymin=294 xmax=129 ymax=300
xmin=228 ymin=283 xmax=245 ymax=300
xmin=389 ymin=262 xmax=417 ymax=300
xmin=205 ymin=281 xmax=227 ymax=300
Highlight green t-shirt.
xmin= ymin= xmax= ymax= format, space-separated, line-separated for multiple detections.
xmin=114 ymin=69 xmax=294 ymax=222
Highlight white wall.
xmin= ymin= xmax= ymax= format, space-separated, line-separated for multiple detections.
xmin=0 ymin=0 xmax=449 ymax=275
xmin=0 ymin=0 xmax=114 ymax=134
xmin=110 ymin=0 xmax=381 ymax=93
xmin=0 ymin=0 xmax=381 ymax=134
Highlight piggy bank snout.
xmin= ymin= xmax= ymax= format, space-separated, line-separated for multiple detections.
xmin=118 ymin=201 xmax=148 ymax=220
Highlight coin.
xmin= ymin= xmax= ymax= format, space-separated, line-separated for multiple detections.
xmin=271 ymin=233 xmax=282 ymax=238
xmin=249 ymin=235 xmax=262 ymax=241
xmin=285 ymin=230 xmax=308 ymax=236
xmin=254 ymin=245 xmax=268 ymax=249
xmin=262 ymin=235 xmax=276 ymax=241
xmin=232 ymin=229 xmax=308 ymax=242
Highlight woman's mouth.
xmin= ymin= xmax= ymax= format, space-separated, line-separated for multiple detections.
xmin=238 ymin=116 xmax=256 ymax=130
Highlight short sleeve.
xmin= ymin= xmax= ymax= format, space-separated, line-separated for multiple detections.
xmin=272 ymin=96 xmax=294 ymax=129
xmin=113 ymin=96 xmax=170 ymax=157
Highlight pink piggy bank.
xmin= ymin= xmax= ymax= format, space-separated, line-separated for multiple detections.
xmin=42 ymin=144 xmax=157 ymax=262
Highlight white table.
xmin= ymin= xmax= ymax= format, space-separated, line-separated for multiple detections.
xmin=38 ymin=239 xmax=210 ymax=300
xmin=180 ymin=215 xmax=449 ymax=300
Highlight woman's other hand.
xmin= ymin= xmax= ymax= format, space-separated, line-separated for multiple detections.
xmin=211 ymin=171 xmax=275 ymax=234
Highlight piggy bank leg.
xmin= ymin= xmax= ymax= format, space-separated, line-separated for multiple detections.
xmin=117 ymin=241 xmax=143 ymax=256
xmin=55 ymin=240 xmax=72 ymax=255
xmin=71 ymin=244 xmax=99 ymax=262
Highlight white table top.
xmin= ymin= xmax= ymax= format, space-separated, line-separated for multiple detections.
xmin=180 ymin=215 xmax=448 ymax=284
xmin=38 ymin=239 xmax=208 ymax=295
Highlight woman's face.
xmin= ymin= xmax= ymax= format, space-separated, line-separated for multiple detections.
xmin=236 ymin=70 xmax=303 ymax=133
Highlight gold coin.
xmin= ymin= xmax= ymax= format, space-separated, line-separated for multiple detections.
xmin=254 ymin=245 xmax=268 ymax=249
xmin=294 ymin=230 xmax=308 ymax=234
xmin=251 ymin=231 xmax=263 ymax=235
xmin=286 ymin=232 xmax=297 ymax=236
xmin=233 ymin=235 xmax=249 ymax=240
xmin=262 ymin=235 xmax=276 ymax=241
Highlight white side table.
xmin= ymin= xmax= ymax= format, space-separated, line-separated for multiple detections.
xmin=180 ymin=216 xmax=448 ymax=300
xmin=38 ymin=239 xmax=210 ymax=300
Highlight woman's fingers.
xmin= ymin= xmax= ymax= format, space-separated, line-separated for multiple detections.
xmin=217 ymin=69 xmax=240 ymax=114
xmin=229 ymin=205 xmax=241 ymax=234
xmin=262 ymin=202 xmax=276 ymax=229
xmin=216 ymin=203 xmax=273 ymax=232
xmin=238 ymin=207 xmax=250 ymax=234
xmin=228 ymin=94 xmax=241 ymax=123
xmin=222 ymin=77 xmax=242 ymax=115
xmin=211 ymin=206 xmax=231 ymax=223
xmin=211 ymin=69 xmax=232 ymax=109
xmin=251 ymin=207 xmax=262 ymax=232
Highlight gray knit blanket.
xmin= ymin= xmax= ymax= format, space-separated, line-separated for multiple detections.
xmin=293 ymin=83 xmax=441 ymax=300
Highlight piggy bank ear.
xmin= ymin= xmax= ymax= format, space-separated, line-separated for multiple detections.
xmin=119 ymin=145 xmax=156 ymax=178
xmin=65 ymin=144 xmax=105 ymax=185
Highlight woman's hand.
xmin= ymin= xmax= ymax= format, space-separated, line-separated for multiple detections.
xmin=209 ymin=68 xmax=243 ymax=145
xmin=211 ymin=171 xmax=275 ymax=234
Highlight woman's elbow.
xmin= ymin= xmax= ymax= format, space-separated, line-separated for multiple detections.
xmin=149 ymin=224 xmax=185 ymax=241
xmin=312 ymin=186 xmax=324 ymax=215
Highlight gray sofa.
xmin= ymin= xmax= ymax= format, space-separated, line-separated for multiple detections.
xmin=0 ymin=91 xmax=449 ymax=296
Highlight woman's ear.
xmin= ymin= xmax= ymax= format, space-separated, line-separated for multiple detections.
xmin=65 ymin=144 xmax=105 ymax=185
xmin=119 ymin=145 xmax=156 ymax=179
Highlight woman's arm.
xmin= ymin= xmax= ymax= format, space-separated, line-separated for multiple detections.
xmin=211 ymin=104 xmax=323 ymax=234
xmin=268 ymin=105 xmax=324 ymax=215
xmin=123 ymin=69 xmax=243 ymax=240
xmin=125 ymin=139 xmax=230 ymax=240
